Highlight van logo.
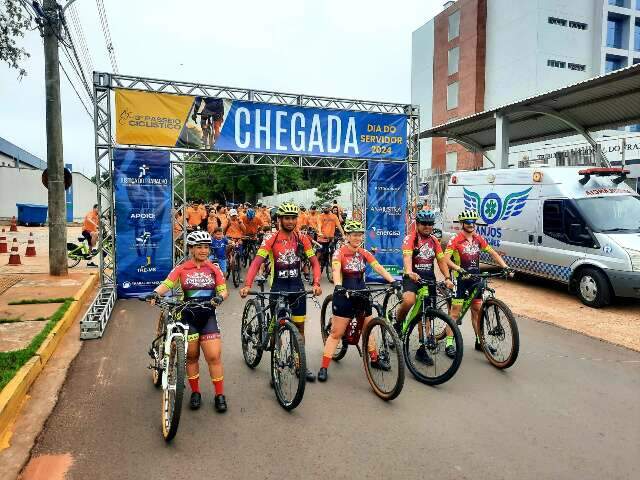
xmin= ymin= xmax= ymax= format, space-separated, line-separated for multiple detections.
xmin=464 ymin=187 xmax=532 ymax=225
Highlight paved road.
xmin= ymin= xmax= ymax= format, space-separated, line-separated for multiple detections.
xmin=25 ymin=281 xmax=640 ymax=480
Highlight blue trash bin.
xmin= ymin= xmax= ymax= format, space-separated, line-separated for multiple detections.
xmin=16 ymin=203 xmax=48 ymax=226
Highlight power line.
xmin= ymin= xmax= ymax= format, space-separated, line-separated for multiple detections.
xmin=67 ymin=4 xmax=94 ymax=78
xmin=59 ymin=60 xmax=94 ymax=120
xmin=60 ymin=43 xmax=93 ymax=105
xmin=95 ymin=0 xmax=118 ymax=73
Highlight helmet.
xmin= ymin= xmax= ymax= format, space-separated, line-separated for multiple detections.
xmin=416 ymin=210 xmax=436 ymax=223
xmin=229 ymin=209 xmax=238 ymax=217
xmin=276 ymin=202 xmax=299 ymax=217
xmin=247 ymin=208 xmax=256 ymax=220
xmin=187 ymin=230 xmax=211 ymax=246
xmin=458 ymin=209 xmax=479 ymax=222
xmin=344 ymin=220 xmax=365 ymax=233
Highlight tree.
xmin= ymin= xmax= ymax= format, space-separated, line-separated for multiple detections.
xmin=0 ymin=0 xmax=33 ymax=78
xmin=315 ymin=182 xmax=341 ymax=206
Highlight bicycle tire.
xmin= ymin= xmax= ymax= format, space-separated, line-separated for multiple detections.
xmin=271 ymin=320 xmax=306 ymax=410
xmin=480 ymin=298 xmax=519 ymax=369
xmin=382 ymin=290 xmax=402 ymax=325
xmin=362 ymin=317 xmax=404 ymax=401
xmin=66 ymin=243 xmax=82 ymax=268
xmin=319 ymin=294 xmax=348 ymax=361
xmin=232 ymin=254 xmax=241 ymax=288
xmin=162 ymin=337 xmax=185 ymax=442
xmin=402 ymin=310 xmax=463 ymax=386
xmin=241 ymin=299 xmax=264 ymax=368
xmin=326 ymin=261 xmax=334 ymax=283
xmin=151 ymin=312 xmax=165 ymax=387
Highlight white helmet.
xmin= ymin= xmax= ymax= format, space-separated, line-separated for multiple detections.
xmin=229 ymin=209 xmax=238 ymax=217
xmin=187 ymin=230 xmax=211 ymax=246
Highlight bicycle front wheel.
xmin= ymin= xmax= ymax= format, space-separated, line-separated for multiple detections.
xmin=480 ymin=298 xmax=519 ymax=369
xmin=66 ymin=243 xmax=82 ymax=268
xmin=271 ymin=320 xmax=306 ymax=410
xmin=241 ymin=299 xmax=264 ymax=368
xmin=162 ymin=336 xmax=185 ymax=442
xmin=403 ymin=310 xmax=463 ymax=386
xmin=232 ymin=255 xmax=241 ymax=288
xmin=319 ymin=294 xmax=348 ymax=361
xmin=362 ymin=317 xmax=404 ymax=401
xmin=151 ymin=312 xmax=165 ymax=387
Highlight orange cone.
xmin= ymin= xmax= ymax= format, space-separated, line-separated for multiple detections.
xmin=25 ymin=232 xmax=36 ymax=257
xmin=0 ymin=229 xmax=7 ymax=254
xmin=9 ymin=216 xmax=18 ymax=232
xmin=8 ymin=238 xmax=21 ymax=265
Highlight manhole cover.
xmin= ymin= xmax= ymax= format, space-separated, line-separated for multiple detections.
xmin=0 ymin=275 xmax=24 ymax=295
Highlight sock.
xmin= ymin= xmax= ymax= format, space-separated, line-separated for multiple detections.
xmin=188 ymin=374 xmax=200 ymax=393
xmin=369 ymin=350 xmax=378 ymax=362
xmin=476 ymin=335 xmax=480 ymax=343
xmin=321 ymin=355 xmax=331 ymax=369
xmin=212 ymin=376 xmax=224 ymax=396
xmin=446 ymin=336 xmax=454 ymax=347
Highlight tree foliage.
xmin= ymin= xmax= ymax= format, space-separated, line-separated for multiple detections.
xmin=315 ymin=182 xmax=341 ymax=206
xmin=0 ymin=0 xmax=33 ymax=78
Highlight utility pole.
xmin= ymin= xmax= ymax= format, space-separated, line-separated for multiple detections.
xmin=43 ymin=0 xmax=68 ymax=276
xmin=273 ymin=166 xmax=278 ymax=195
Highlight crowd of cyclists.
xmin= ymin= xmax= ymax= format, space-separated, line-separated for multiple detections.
xmin=151 ymin=199 xmax=512 ymax=413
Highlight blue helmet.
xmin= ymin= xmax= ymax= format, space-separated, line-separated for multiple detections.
xmin=416 ymin=210 xmax=436 ymax=223
xmin=247 ymin=208 xmax=256 ymax=220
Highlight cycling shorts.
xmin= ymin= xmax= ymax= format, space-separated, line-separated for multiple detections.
xmin=81 ymin=230 xmax=93 ymax=244
xmin=182 ymin=306 xmax=221 ymax=342
xmin=332 ymin=290 xmax=372 ymax=319
xmin=453 ymin=277 xmax=482 ymax=305
xmin=270 ymin=282 xmax=306 ymax=323
xmin=402 ymin=275 xmax=436 ymax=297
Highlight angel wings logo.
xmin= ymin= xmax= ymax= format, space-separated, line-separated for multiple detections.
xmin=463 ymin=187 xmax=532 ymax=225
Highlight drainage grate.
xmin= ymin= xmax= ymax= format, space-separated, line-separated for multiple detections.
xmin=0 ymin=275 xmax=24 ymax=295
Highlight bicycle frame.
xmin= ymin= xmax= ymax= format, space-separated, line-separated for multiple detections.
xmin=160 ymin=311 xmax=189 ymax=391
xmin=455 ymin=272 xmax=502 ymax=320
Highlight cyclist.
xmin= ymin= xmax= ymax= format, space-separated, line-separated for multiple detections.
xmin=210 ymin=227 xmax=229 ymax=274
xmin=225 ymin=209 xmax=246 ymax=271
xmin=81 ymin=203 xmax=99 ymax=249
xmin=215 ymin=205 xmax=229 ymax=232
xmin=306 ymin=205 xmax=320 ymax=240
xmin=242 ymin=208 xmax=263 ymax=261
xmin=444 ymin=210 xmax=511 ymax=352
xmin=395 ymin=210 xmax=455 ymax=363
xmin=192 ymin=96 xmax=224 ymax=147
xmin=147 ymin=231 xmax=229 ymax=412
xmin=318 ymin=220 xmax=399 ymax=382
xmin=240 ymin=202 xmax=322 ymax=382
xmin=317 ymin=204 xmax=344 ymax=268
xmin=257 ymin=204 xmax=271 ymax=226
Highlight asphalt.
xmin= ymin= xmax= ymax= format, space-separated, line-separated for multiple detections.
xmin=26 ymin=281 xmax=640 ymax=480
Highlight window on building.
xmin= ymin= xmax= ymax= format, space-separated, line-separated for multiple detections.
xmin=635 ymin=18 xmax=640 ymax=50
xmin=447 ymin=82 xmax=459 ymax=110
xmin=448 ymin=10 xmax=460 ymax=41
xmin=633 ymin=57 xmax=640 ymax=63
xmin=568 ymin=63 xmax=586 ymax=71
xmin=605 ymin=53 xmax=627 ymax=72
xmin=569 ymin=21 xmax=588 ymax=30
xmin=608 ymin=0 xmax=628 ymax=7
xmin=548 ymin=16 xmax=567 ymax=26
xmin=636 ymin=0 xmax=640 ymax=10
xmin=607 ymin=14 xmax=625 ymax=48
xmin=445 ymin=151 xmax=458 ymax=172
xmin=447 ymin=47 xmax=460 ymax=75
xmin=547 ymin=59 xmax=566 ymax=68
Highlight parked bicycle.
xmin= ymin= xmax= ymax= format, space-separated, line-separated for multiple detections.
xmin=320 ymin=285 xmax=404 ymax=400
xmin=66 ymin=236 xmax=112 ymax=268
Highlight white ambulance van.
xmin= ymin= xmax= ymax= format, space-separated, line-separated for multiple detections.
xmin=440 ymin=167 xmax=640 ymax=307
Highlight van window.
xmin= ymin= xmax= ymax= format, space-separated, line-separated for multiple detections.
xmin=543 ymin=200 xmax=592 ymax=246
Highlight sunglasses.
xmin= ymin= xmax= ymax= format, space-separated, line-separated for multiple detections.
xmin=462 ymin=220 xmax=476 ymax=225
xmin=417 ymin=221 xmax=435 ymax=226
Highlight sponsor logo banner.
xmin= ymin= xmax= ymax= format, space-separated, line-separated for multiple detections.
xmin=115 ymin=91 xmax=408 ymax=160
xmin=365 ymin=161 xmax=407 ymax=282
xmin=114 ymin=149 xmax=173 ymax=298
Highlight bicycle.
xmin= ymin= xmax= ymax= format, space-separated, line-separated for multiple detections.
xmin=317 ymin=237 xmax=338 ymax=283
xmin=382 ymin=277 xmax=463 ymax=386
xmin=453 ymin=270 xmax=520 ymax=369
xmin=66 ymin=236 xmax=112 ymax=268
xmin=143 ymin=295 xmax=222 ymax=442
xmin=226 ymin=240 xmax=242 ymax=288
xmin=240 ymin=281 xmax=315 ymax=410
xmin=241 ymin=235 xmax=259 ymax=268
xmin=319 ymin=286 xmax=404 ymax=400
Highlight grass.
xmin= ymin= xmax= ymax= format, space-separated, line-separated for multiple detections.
xmin=0 ymin=299 xmax=73 ymax=390
xmin=8 ymin=297 xmax=74 ymax=305
xmin=0 ymin=318 xmax=22 ymax=324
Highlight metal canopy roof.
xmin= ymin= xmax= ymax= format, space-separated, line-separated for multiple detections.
xmin=419 ymin=63 xmax=640 ymax=150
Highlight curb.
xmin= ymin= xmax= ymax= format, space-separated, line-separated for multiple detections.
xmin=0 ymin=273 xmax=98 ymax=448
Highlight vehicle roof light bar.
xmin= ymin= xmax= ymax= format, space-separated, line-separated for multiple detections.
xmin=578 ymin=167 xmax=630 ymax=185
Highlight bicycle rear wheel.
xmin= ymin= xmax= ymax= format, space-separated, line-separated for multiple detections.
xmin=326 ymin=260 xmax=334 ymax=283
xmin=66 ymin=243 xmax=82 ymax=268
xmin=403 ymin=310 xmax=463 ymax=386
xmin=271 ymin=320 xmax=306 ymax=410
xmin=162 ymin=336 xmax=185 ymax=442
xmin=480 ymin=298 xmax=519 ymax=369
xmin=232 ymin=254 xmax=241 ymax=288
xmin=319 ymin=294 xmax=348 ymax=361
xmin=362 ymin=317 xmax=404 ymax=401
xmin=241 ymin=299 xmax=264 ymax=368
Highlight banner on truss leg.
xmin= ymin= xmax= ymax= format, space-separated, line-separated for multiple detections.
xmin=114 ymin=149 xmax=173 ymax=298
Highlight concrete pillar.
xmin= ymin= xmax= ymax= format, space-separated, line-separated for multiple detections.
xmin=495 ymin=112 xmax=510 ymax=169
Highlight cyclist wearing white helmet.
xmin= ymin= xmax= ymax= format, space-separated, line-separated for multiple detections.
xmin=148 ymin=230 xmax=229 ymax=413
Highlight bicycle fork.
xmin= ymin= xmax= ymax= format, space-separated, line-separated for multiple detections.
xmin=161 ymin=324 xmax=189 ymax=390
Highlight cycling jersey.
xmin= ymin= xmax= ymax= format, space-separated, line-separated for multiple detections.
xmin=402 ymin=232 xmax=444 ymax=279
xmin=193 ymin=97 xmax=224 ymax=119
xmin=225 ymin=219 xmax=246 ymax=239
xmin=162 ymin=259 xmax=226 ymax=298
xmin=332 ymin=245 xmax=378 ymax=290
xmin=445 ymin=232 xmax=492 ymax=274
xmin=242 ymin=217 xmax=263 ymax=236
xmin=318 ymin=213 xmax=341 ymax=240
xmin=210 ymin=237 xmax=229 ymax=261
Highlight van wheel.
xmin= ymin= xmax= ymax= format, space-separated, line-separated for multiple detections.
xmin=575 ymin=268 xmax=611 ymax=308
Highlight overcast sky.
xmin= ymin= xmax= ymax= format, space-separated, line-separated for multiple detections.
xmin=0 ymin=0 xmax=442 ymax=175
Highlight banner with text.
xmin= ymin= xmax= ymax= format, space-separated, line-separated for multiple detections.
xmin=365 ymin=161 xmax=407 ymax=282
xmin=114 ymin=149 xmax=173 ymax=298
xmin=115 ymin=90 xmax=408 ymax=160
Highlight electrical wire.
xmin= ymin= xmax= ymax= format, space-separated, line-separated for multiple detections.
xmin=59 ymin=60 xmax=94 ymax=120
xmin=95 ymin=0 xmax=118 ymax=73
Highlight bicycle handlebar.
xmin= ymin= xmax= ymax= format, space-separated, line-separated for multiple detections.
xmin=246 ymin=289 xmax=315 ymax=297
xmin=140 ymin=296 xmax=224 ymax=308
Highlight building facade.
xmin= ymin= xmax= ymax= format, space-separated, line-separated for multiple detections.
xmin=412 ymin=0 xmax=640 ymax=173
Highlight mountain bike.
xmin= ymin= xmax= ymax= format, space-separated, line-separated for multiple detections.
xmin=66 ymin=236 xmax=112 ymax=268
xmin=226 ymin=240 xmax=242 ymax=288
xmin=455 ymin=270 xmax=519 ymax=369
xmin=241 ymin=235 xmax=259 ymax=268
xmin=317 ymin=237 xmax=338 ymax=283
xmin=143 ymin=295 xmax=222 ymax=442
xmin=319 ymin=285 xmax=404 ymax=400
xmin=240 ymin=281 xmax=316 ymax=410
xmin=382 ymin=277 xmax=463 ymax=386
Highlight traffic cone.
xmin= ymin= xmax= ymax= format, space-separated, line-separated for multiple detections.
xmin=25 ymin=232 xmax=36 ymax=257
xmin=0 ymin=229 xmax=7 ymax=254
xmin=9 ymin=216 xmax=18 ymax=232
xmin=8 ymin=238 xmax=21 ymax=265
